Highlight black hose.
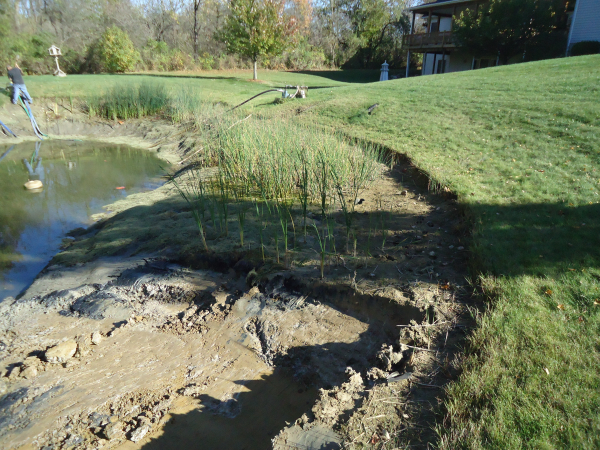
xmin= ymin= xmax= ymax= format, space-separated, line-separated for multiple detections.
xmin=227 ymin=89 xmax=283 ymax=112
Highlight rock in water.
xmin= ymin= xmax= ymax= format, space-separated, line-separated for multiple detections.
xmin=45 ymin=340 xmax=77 ymax=364
xmin=24 ymin=180 xmax=43 ymax=190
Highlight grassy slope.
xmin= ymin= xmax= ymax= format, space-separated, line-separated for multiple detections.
xmin=292 ymin=55 xmax=600 ymax=448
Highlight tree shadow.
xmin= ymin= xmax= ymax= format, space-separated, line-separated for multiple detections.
xmin=292 ymin=70 xmax=381 ymax=84
xmin=117 ymin=71 xmax=378 ymax=85
xmin=469 ymin=201 xmax=600 ymax=277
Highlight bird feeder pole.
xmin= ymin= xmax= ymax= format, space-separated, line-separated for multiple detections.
xmin=48 ymin=45 xmax=66 ymax=77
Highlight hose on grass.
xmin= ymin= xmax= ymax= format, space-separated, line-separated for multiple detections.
xmin=0 ymin=119 xmax=17 ymax=137
xmin=18 ymin=96 xmax=47 ymax=140
xmin=226 ymin=89 xmax=284 ymax=112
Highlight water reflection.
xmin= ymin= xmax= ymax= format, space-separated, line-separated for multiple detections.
xmin=0 ymin=141 xmax=164 ymax=301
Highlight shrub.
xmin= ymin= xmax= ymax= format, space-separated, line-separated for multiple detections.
xmin=141 ymin=39 xmax=193 ymax=72
xmin=95 ymin=26 xmax=140 ymax=73
xmin=197 ymin=52 xmax=215 ymax=71
xmin=570 ymin=40 xmax=600 ymax=56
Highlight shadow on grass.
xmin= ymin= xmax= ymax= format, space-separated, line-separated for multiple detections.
xmin=471 ymin=202 xmax=600 ymax=277
xmin=116 ymin=70 xmax=379 ymax=85
xmin=292 ymin=70 xmax=381 ymax=84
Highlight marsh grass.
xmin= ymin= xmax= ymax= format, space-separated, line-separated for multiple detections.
xmin=171 ymin=170 xmax=209 ymax=252
xmin=88 ymin=81 xmax=169 ymax=120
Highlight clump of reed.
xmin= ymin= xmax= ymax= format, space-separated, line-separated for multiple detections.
xmin=87 ymin=81 xmax=169 ymax=120
xmin=174 ymin=117 xmax=385 ymax=267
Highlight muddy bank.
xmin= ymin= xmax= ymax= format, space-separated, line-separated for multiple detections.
xmin=0 ymin=101 xmax=186 ymax=165
xmin=0 ymin=104 xmax=472 ymax=449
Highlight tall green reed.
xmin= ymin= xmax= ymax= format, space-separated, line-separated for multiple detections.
xmin=171 ymin=171 xmax=209 ymax=252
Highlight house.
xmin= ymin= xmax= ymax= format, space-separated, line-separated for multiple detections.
xmin=567 ymin=0 xmax=600 ymax=53
xmin=403 ymin=0 xmax=578 ymax=77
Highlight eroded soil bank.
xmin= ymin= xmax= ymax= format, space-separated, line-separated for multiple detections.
xmin=0 ymin=103 xmax=472 ymax=450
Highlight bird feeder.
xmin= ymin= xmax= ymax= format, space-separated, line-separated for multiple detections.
xmin=379 ymin=61 xmax=389 ymax=82
xmin=48 ymin=45 xmax=66 ymax=77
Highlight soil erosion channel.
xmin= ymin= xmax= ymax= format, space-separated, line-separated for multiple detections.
xmin=0 ymin=116 xmax=470 ymax=450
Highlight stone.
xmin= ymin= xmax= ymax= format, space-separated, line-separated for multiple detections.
xmin=20 ymin=365 xmax=38 ymax=379
xmin=75 ymin=335 xmax=91 ymax=357
xmin=24 ymin=180 xmax=43 ymax=190
xmin=91 ymin=331 xmax=103 ymax=345
xmin=45 ymin=340 xmax=78 ymax=364
xmin=103 ymin=421 xmax=124 ymax=440
xmin=129 ymin=425 xmax=150 ymax=442
xmin=0 ymin=379 xmax=7 ymax=395
xmin=7 ymin=366 xmax=21 ymax=380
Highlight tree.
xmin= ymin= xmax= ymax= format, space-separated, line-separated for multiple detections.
xmin=218 ymin=0 xmax=298 ymax=79
xmin=97 ymin=25 xmax=141 ymax=72
xmin=345 ymin=0 xmax=409 ymax=67
xmin=453 ymin=0 xmax=568 ymax=65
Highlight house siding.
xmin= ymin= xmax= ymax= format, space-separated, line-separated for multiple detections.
xmin=447 ymin=50 xmax=474 ymax=72
xmin=568 ymin=0 xmax=600 ymax=49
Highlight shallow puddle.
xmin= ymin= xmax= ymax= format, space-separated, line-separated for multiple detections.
xmin=124 ymin=370 xmax=319 ymax=450
xmin=0 ymin=141 xmax=164 ymax=301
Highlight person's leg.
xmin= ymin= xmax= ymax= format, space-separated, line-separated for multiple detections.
xmin=18 ymin=85 xmax=33 ymax=103
xmin=11 ymin=86 xmax=19 ymax=104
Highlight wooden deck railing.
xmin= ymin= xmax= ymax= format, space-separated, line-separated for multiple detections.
xmin=403 ymin=31 xmax=455 ymax=49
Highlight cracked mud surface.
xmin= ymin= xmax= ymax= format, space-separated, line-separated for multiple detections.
xmin=1 ymin=107 xmax=471 ymax=450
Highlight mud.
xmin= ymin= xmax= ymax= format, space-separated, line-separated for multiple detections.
xmin=0 ymin=101 xmax=471 ymax=450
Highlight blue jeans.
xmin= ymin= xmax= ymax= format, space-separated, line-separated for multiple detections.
xmin=12 ymin=84 xmax=32 ymax=104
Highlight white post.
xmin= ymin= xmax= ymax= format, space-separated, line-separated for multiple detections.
xmin=380 ymin=60 xmax=389 ymax=81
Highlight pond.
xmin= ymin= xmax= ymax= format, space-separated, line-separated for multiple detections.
xmin=0 ymin=141 xmax=165 ymax=302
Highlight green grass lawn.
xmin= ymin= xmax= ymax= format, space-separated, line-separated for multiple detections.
xmin=4 ymin=69 xmax=379 ymax=108
xmin=289 ymin=55 xmax=600 ymax=449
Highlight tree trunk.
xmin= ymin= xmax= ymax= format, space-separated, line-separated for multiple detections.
xmin=253 ymin=60 xmax=258 ymax=80
xmin=193 ymin=0 xmax=200 ymax=60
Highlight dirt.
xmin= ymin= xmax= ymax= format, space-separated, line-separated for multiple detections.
xmin=0 ymin=100 xmax=472 ymax=450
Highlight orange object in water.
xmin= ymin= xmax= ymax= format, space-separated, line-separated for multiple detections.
xmin=116 ymin=186 xmax=126 ymax=190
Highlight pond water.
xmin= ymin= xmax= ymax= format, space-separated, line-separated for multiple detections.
xmin=0 ymin=141 xmax=165 ymax=302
